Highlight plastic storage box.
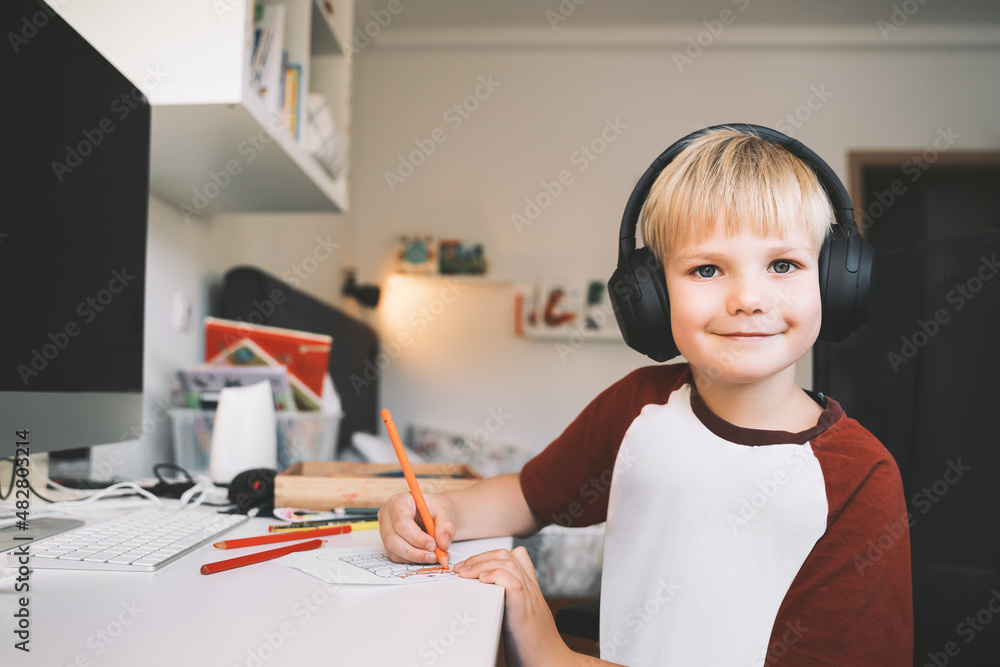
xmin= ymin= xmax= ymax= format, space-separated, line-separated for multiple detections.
xmin=169 ymin=409 xmax=340 ymax=477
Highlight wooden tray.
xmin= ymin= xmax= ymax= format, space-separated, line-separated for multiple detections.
xmin=274 ymin=461 xmax=482 ymax=510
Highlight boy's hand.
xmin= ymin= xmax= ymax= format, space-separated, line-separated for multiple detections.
xmin=378 ymin=491 xmax=456 ymax=564
xmin=454 ymin=547 xmax=574 ymax=667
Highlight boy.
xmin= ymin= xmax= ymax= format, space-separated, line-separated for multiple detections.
xmin=380 ymin=128 xmax=913 ymax=666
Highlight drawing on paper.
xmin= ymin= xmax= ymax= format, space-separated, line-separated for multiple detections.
xmin=317 ymin=551 xmax=454 ymax=581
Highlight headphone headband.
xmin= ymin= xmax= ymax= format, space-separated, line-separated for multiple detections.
xmin=618 ymin=123 xmax=859 ymax=264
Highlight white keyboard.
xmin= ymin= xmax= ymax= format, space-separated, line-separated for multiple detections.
xmin=29 ymin=509 xmax=248 ymax=572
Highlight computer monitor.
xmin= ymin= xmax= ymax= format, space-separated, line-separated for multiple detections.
xmin=0 ymin=1 xmax=149 ymax=461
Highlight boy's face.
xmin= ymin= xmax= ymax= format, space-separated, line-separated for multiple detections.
xmin=662 ymin=215 xmax=822 ymax=387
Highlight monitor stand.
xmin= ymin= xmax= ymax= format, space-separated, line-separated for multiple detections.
xmin=0 ymin=518 xmax=84 ymax=553
xmin=48 ymin=448 xmax=92 ymax=481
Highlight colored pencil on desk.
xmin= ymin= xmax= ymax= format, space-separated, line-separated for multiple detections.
xmin=200 ymin=539 xmax=324 ymax=575
xmin=381 ymin=408 xmax=449 ymax=569
xmin=269 ymin=520 xmax=380 ymax=533
xmin=214 ymin=524 xmax=352 ymax=549
xmin=268 ymin=515 xmax=378 ymax=531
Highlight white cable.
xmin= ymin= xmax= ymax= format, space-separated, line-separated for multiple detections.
xmin=178 ymin=481 xmax=230 ymax=508
xmin=179 ymin=482 xmax=206 ymax=508
xmin=72 ymin=482 xmax=163 ymax=505
xmin=0 ymin=482 xmax=165 ymax=529
xmin=22 ymin=456 xmax=226 ymax=508
xmin=0 ymin=461 xmax=234 ymax=534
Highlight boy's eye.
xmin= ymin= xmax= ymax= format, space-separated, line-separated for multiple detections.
xmin=772 ymin=260 xmax=794 ymax=274
xmin=694 ymin=265 xmax=718 ymax=278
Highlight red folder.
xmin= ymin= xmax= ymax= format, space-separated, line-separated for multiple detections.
xmin=204 ymin=317 xmax=332 ymax=397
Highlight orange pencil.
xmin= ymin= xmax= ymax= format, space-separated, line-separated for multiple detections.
xmin=201 ymin=539 xmax=324 ymax=575
xmin=381 ymin=408 xmax=449 ymax=569
xmin=214 ymin=524 xmax=351 ymax=549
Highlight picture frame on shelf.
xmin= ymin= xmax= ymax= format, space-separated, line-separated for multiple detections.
xmin=515 ymin=279 xmax=621 ymax=342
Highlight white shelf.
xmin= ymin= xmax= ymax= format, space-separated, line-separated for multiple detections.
xmin=387 ymin=273 xmax=512 ymax=287
xmin=45 ymin=0 xmax=352 ymax=214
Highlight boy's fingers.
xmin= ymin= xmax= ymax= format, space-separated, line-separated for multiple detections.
xmin=454 ymin=549 xmax=515 ymax=572
xmin=382 ymin=532 xmax=439 ymax=564
xmin=385 ymin=495 xmax=438 ymax=550
xmin=378 ymin=493 xmax=442 ymax=564
xmin=396 ymin=518 xmax=437 ymax=552
xmin=476 ymin=566 xmax=525 ymax=596
xmin=455 ymin=549 xmax=525 ymax=579
xmin=510 ymin=546 xmax=539 ymax=585
xmin=434 ymin=518 xmax=455 ymax=551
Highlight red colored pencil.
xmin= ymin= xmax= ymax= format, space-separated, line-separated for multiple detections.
xmin=200 ymin=539 xmax=324 ymax=575
xmin=213 ymin=524 xmax=351 ymax=549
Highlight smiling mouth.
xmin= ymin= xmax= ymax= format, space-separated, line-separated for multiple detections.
xmin=714 ymin=332 xmax=778 ymax=338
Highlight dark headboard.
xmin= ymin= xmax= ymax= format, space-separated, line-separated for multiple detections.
xmin=219 ymin=266 xmax=379 ymax=455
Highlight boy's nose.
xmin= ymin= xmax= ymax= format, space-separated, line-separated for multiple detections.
xmin=726 ymin=277 xmax=769 ymax=316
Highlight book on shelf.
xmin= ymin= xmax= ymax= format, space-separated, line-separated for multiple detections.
xmin=253 ymin=2 xmax=286 ymax=116
xmin=284 ymin=62 xmax=302 ymax=140
xmin=250 ymin=25 xmax=273 ymax=90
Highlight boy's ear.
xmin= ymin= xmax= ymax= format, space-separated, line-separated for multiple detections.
xmin=608 ymin=247 xmax=680 ymax=362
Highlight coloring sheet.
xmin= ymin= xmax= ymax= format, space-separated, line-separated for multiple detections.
xmin=283 ymin=546 xmax=469 ymax=585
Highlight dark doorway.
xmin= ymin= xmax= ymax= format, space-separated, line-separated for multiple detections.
xmin=848 ymin=151 xmax=1000 ymax=247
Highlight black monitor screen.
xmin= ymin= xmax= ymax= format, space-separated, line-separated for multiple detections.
xmin=0 ymin=0 xmax=148 ymax=455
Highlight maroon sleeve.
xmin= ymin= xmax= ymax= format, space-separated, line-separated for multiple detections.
xmin=764 ymin=413 xmax=914 ymax=665
xmin=519 ymin=363 xmax=690 ymax=528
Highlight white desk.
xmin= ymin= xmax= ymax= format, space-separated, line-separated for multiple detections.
xmin=0 ymin=515 xmax=509 ymax=667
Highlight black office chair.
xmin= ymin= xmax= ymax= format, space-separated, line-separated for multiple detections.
xmin=555 ymin=597 xmax=601 ymax=639
xmin=814 ymin=230 xmax=1000 ymax=666
xmin=219 ymin=266 xmax=381 ymax=457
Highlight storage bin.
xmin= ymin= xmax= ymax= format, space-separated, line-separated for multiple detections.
xmin=169 ymin=409 xmax=340 ymax=477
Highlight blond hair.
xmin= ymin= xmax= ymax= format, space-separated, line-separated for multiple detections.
xmin=641 ymin=128 xmax=834 ymax=261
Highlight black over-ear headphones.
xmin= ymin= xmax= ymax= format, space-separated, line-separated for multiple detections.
xmin=608 ymin=123 xmax=874 ymax=362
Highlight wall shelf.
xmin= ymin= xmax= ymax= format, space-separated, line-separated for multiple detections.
xmin=47 ymin=0 xmax=352 ymax=215
xmin=387 ymin=274 xmax=513 ymax=287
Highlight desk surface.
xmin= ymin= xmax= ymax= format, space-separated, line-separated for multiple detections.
xmin=1 ymin=513 xmax=509 ymax=667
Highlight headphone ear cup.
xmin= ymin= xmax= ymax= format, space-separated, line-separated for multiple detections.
xmin=818 ymin=228 xmax=874 ymax=342
xmin=608 ymin=247 xmax=679 ymax=362
xmin=608 ymin=264 xmax=642 ymax=351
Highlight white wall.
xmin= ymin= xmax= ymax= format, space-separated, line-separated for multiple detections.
xmin=100 ymin=29 xmax=1000 ymax=478
xmin=93 ymin=197 xmax=354 ymax=479
xmin=343 ymin=36 xmax=1000 ymax=458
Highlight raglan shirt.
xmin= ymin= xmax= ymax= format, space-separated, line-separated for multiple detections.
xmin=520 ymin=363 xmax=913 ymax=666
